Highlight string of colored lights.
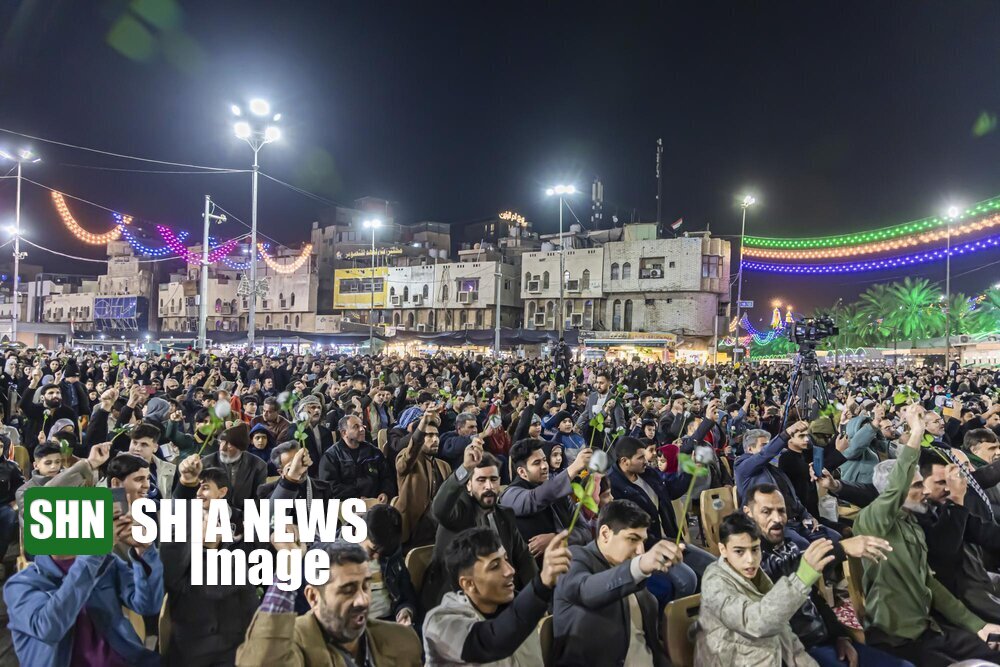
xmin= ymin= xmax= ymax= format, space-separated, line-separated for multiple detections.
xmin=220 ymin=243 xmax=268 ymax=270
xmin=742 ymin=233 xmax=1000 ymax=274
xmin=258 ymin=243 xmax=313 ymax=274
xmin=744 ymin=194 xmax=1000 ymax=249
xmin=116 ymin=215 xmax=191 ymax=257
xmin=52 ymin=191 xmax=126 ymax=244
xmin=157 ymin=226 xmax=238 ymax=264
xmin=742 ymin=214 xmax=1000 ymax=260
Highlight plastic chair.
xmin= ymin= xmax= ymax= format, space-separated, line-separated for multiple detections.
xmin=404 ymin=545 xmax=434 ymax=595
xmin=158 ymin=594 xmax=171 ymax=656
xmin=537 ymin=614 xmax=553 ymax=666
xmin=377 ymin=428 xmax=388 ymax=455
xmin=699 ymin=486 xmax=736 ymax=555
xmin=843 ymin=556 xmax=866 ymax=621
xmin=12 ymin=445 xmax=29 ymax=478
xmin=671 ymin=497 xmax=689 ymax=542
xmin=662 ymin=594 xmax=700 ymax=667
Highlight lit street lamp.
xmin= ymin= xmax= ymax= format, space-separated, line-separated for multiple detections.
xmin=0 ymin=148 xmax=40 ymax=344
xmin=363 ymin=218 xmax=382 ymax=352
xmin=734 ymin=194 xmax=756 ymax=363
xmin=545 ymin=185 xmax=577 ymax=335
xmin=231 ymin=98 xmax=281 ymax=351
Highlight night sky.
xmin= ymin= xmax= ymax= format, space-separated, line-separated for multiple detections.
xmin=1 ymin=0 xmax=1000 ymax=323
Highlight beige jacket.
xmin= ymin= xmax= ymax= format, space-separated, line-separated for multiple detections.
xmin=694 ymin=557 xmax=817 ymax=667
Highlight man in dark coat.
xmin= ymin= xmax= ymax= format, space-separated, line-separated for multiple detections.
xmin=318 ymin=414 xmax=393 ymax=501
xmin=553 ymin=499 xmax=680 ymax=667
xmin=201 ymin=423 xmax=267 ymax=506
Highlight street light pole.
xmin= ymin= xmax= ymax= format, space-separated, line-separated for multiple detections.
xmin=545 ymin=185 xmax=577 ymax=335
xmin=363 ymin=219 xmax=381 ymax=353
xmin=199 ymin=196 xmax=226 ymax=351
xmin=494 ymin=267 xmax=502 ymax=356
xmin=734 ymin=194 xmax=755 ymax=364
xmin=232 ymin=99 xmax=281 ymax=352
xmin=944 ymin=206 xmax=959 ymax=369
xmin=0 ymin=149 xmax=38 ymax=344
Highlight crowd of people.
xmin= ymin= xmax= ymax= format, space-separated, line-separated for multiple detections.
xmin=0 ymin=342 xmax=998 ymax=666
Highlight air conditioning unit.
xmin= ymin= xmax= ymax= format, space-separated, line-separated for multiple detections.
xmin=534 ymin=313 xmax=546 ymax=326
xmin=570 ymin=313 xmax=583 ymax=327
xmin=412 ymin=295 xmax=423 ymax=306
xmin=527 ymin=280 xmax=540 ymax=292
xmin=566 ymin=280 xmax=580 ymax=292
xmin=390 ymin=295 xmax=402 ymax=306
xmin=417 ymin=324 xmax=427 ymax=332
xmin=649 ymin=269 xmax=663 ymax=278
xmin=458 ymin=292 xmax=470 ymax=304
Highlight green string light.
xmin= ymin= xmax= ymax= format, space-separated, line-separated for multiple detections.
xmin=745 ymin=194 xmax=1000 ymax=249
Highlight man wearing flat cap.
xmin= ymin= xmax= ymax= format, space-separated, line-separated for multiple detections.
xmin=202 ymin=423 xmax=267 ymax=505
xmin=282 ymin=394 xmax=333 ymax=478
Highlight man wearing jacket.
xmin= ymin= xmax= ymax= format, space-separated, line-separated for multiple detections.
xmin=438 ymin=412 xmax=479 ymax=469
xmin=201 ymin=423 xmax=267 ymax=506
xmin=855 ymin=404 xmax=1000 ymax=665
xmin=395 ymin=408 xmax=451 ymax=549
xmin=4 ymin=513 xmax=164 ymax=667
xmin=282 ymin=394 xmax=333 ymax=478
xmin=840 ymin=403 xmax=889 ymax=485
xmin=607 ymin=436 xmax=715 ymax=597
xmin=743 ymin=483 xmax=909 ymax=667
xmin=423 ymin=526 xmax=572 ymax=666
xmin=319 ymin=415 xmax=393 ymax=502
xmin=553 ymin=499 xmax=682 ymax=667
xmin=574 ymin=370 xmax=625 ymax=448
xmin=500 ymin=439 xmax=594 ymax=554
xmin=236 ymin=541 xmax=422 ymax=667
xmin=735 ymin=421 xmax=840 ymax=552
xmin=420 ymin=444 xmax=537 ymax=611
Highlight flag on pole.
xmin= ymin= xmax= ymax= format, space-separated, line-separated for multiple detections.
xmin=670 ymin=217 xmax=683 ymax=230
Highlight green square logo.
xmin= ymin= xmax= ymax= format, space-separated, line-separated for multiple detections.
xmin=23 ymin=487 xmax=113 ymax=556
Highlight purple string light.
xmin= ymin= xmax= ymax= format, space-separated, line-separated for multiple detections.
xmin=742 ymin=234 xmax=1000 ymax=274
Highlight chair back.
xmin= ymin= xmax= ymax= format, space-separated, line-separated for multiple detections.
xmin=405 ymin=544 xmax=434 ymax=595
xmin=662 ymin=594 xmax=700 ymax=667
xmin=699 ymin=486 xmax=736 ymax=555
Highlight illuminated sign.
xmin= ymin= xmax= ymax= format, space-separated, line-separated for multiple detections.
xmin=499 ymin=211 xmax=526 ymax=226
xmin=343 ymin=248 xmax=403 ymax=259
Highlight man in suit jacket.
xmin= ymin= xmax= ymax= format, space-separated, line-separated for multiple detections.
xmin=553 ymin=499 xmax=681 ymax=667
xmin=574 ymin=370 xmax=625 ymax=446
xmin=419 ymin=444 xmax=538 ymax=612
xmin=282 ymin=395 xmax=333 ymax=478
xmin=395 ymin=409 xmax=452 ymax=549
xmin=201 ymin=423 xmax=267 ymax=506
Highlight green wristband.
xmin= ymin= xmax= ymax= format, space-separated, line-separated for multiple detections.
xmin=795 ymin=558 xmax=821 ymax=587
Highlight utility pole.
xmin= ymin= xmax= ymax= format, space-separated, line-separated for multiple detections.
xmin=494 ymin=266 xmax=502 ymax=356
xmin=655 ymin=138 xmax=663 ymax=236
xmin=199 ymin=196 xmax=226 ymax=351
xmin=0 ymin=149 xmax=39 ymax=344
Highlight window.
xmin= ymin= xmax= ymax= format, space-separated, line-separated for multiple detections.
xmin=389 ymin=286 xmax=396 ymax=296
xmin=290 ymin=293 xmax=296 ymax=307
xmin=441 ymin=284 xmax=449 ymax=300
xmin=279 ymin=292 xmax=285 ymax=308
xmin=622 ymin=262 xmax=631 ymax=279
xmin=624 ymin=300 xmax=633 ymax=330
xmin=295 ymin=314 xmax=300 ymax=328
xmin=542 ymin=271 xmax=550 ymax=289
xmin=265 ymin=315 xmax=271 ymax=325
xmin=702 ymin=255 xmax=722 ymax=278
xmin=422 ymin=284 xmax=429 ymax=299
xmin=612 ymin=300 xmax=622 ymax=331
xmin=393 ymin=312 xmax=401 ymax=326
xmin=427 ymin=310 xmax=436 ymax=329
xmin=524 ymin=272 xmax=531 ymax=285
xmin=446 ymin=310 xmax=453 ymax=327
xmin=581 ymin=269 xmax=590 ymax=289
xmin=475 ymin=310 xmax=484 ymax=327
xmin=504 ymin=280 xmax=511 ymax=290
xmin=215 ymin=298 xmax=222 ymax=313
xmin=459 ymin=310 xmax=468 ymax=326
xmin=527 ymin=301 xmax=536 ymax=326
xmin=639 ymin=257 xmax=664 ymax=278
xmin=283 ymin=314 xmax=289 ymax=326
xmin=407 ymin=312 xmax=415 ymax=329
xmin=403 ymin=286 xmax=409 ymax=301
xmin=669 ymin=261 xmax=676 ymax=268
xmin=611 ymin=263 xmax=620 ymax=280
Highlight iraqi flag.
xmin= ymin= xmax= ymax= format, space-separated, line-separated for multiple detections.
xmin=670 ymin=217 xmax=683 ymax=231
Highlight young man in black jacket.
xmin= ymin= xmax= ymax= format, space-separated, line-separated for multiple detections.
xmin=318 ymin=414 xmax=393 ymax=501
xmin=362 ymin=504 xmax=419 ymax=627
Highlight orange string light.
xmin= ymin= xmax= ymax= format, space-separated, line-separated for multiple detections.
xmin=742 ymin=214 xmax=1000 ymax=260
xmin=258 ymin=243 xmax=312 ymax=274
xmin=51 ymin=191 xmax=128 ymax=244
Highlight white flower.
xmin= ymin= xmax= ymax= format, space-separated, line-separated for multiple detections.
xmin=588 ymin=449 xmax=610 ymax=475
xmin=277 ymin=391 xmax=290 ymax=406
xmin=838 ymin=378 xmax=849 ymax=387
xmin=297 ymin=410 xmax=309 ymax=423
xmin=693 ymin=445 xmax=715 ymax=465
xmin=214 ymin=401 xmax=231 ymax=420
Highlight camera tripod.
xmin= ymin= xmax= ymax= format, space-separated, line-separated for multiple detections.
xmin=782 ymin=344 xmax=830 ymax=429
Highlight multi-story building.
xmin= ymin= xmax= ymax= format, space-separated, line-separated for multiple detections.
xmin=601 ymin=225 xmax=730 ymax=345
xmin=521 ymin=247 xmax=606 ymax=331
xmin=254 ymin=244 xmax=320 ymax=332
xmin=385 ymin=248 xmax=521 ymax=331
xmin=158 ymin=266 xmax=245 ymax=334
xmin=43 ymin=287 xmax=98 ymax=333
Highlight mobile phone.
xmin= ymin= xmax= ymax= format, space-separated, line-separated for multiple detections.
xmin=111 ymin=487 xmax=129 ymax=518
xmin=812 ymin=444 xmax=824 ymax=480
xmin=944 ymin=398 xmax=954 ymax=408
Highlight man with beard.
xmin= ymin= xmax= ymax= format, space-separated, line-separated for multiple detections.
xmin=236 ymin=542 xmax=422 ymax=666
xmin=201 ymin=423 xmax=267 ymax=506
xmin=500 ymin=439 xmax=594 ymax=554
xmin=423 ymin=526 xmax=572 ymax=666
xmin=251 ymin=397 xmax=290 ymax=442
xmin=283 ymin=395 xmax=333 ymax=477
xmin=574 ymin=371 xmax=625 ymax=449
xmin=855 ymin=404 xmax=1000 ymax=665
xmin=319 ymin=415 xmax=392 ymax=502
xmin=261 ymin=442 xmax=336 ymax=504
xmin=19 ymin=366 xmax=78 ymax=450
xmin=964 ymin=428 xmax=1000 ymax=517
xmin=420 ymin=443 xmax=537 ymax=611
xmin=395 ymin=408 xmax=452 ymax=549
xmin=743 ymin=483 xmax=906 ymax=666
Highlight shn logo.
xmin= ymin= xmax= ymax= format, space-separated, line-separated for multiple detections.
xmin=23 ymin=487 xmax=113 ymax=556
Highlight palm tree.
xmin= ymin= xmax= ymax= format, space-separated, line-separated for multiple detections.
xmin=886 ymin=277 xmax=944 ymax=341
xmin=856 ymin=283 xmax=895 ymax=345
xmin=945 ymin=292 xmax=974 ymax=335
xmin=971 ymin=286 xmax=1000 ymax=334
